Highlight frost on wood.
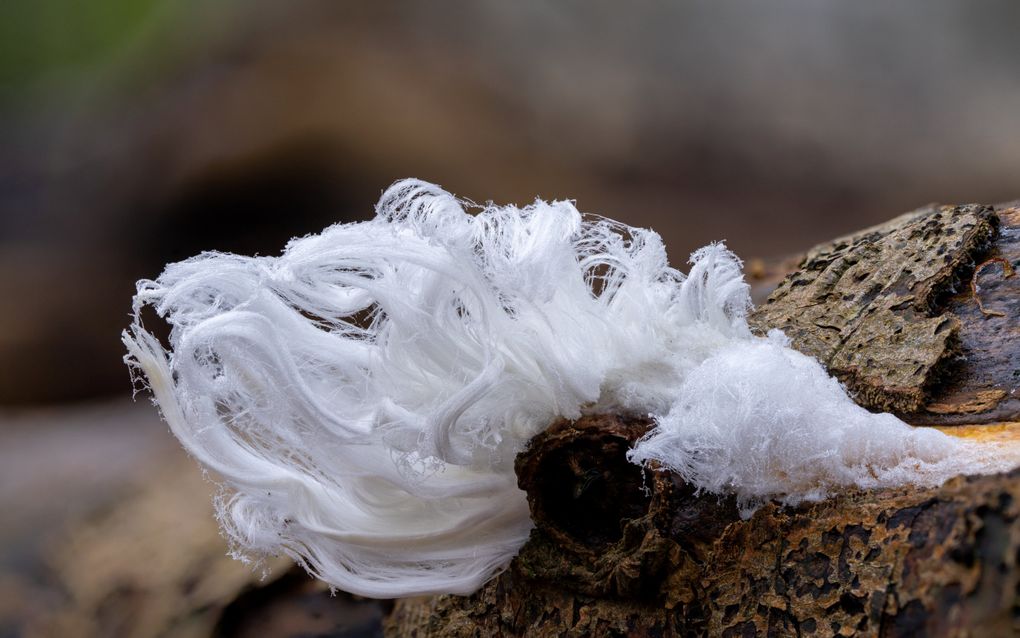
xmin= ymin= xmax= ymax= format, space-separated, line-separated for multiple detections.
xmin=385 ymin=202 xmax=1020 ymax=637
xmin=627 ymin=329 xmax=1013 ymax=516
xmin=123 ymin=181 xmax=1012 ymax=598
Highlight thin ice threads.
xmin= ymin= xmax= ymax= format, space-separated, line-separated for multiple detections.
xmin=123 ymin=179 xmax=695 ymax=597
xmin=123 ymin=179 xmax=1005 ymax=598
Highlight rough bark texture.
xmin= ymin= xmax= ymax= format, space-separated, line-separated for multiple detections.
xmin=749 ymin=204 xmax=1020 ymax=424
xmin=915 ymin=205 xmax=1020 ymax=424
xmin=749 ymin=204 xmax=995 ymax=416
xmin=387 ymin=417 xmax=1020 ymax=638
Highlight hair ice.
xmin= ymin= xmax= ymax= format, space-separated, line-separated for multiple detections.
xmin=124 ymin=179 xmax=1015 ymax=598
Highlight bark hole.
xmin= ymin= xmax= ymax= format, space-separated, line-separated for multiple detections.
xmin=516 ymin=415 xmax=655 ymax=552
xmin=536 ymin=436 xmax=649 ymax=548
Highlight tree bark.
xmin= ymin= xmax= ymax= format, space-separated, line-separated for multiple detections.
xmin=749 ymin=203 xmax=1018 ymax=422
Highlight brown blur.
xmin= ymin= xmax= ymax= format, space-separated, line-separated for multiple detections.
xmin=4 ymin=1 xmax=1020 ymax=406
xmin=2 ymin=1 xmax=1019 ymax=634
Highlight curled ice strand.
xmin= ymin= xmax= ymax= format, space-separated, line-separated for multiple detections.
xmin=124 ymin=179 xmax=1016 ymax=597
xmin=123 ymin=180 xmax=687 ymax=596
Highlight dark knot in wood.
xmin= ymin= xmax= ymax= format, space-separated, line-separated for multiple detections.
xmin=513 ymin=414 xmax=739 ymax=600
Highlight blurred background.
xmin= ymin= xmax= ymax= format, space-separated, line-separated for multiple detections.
xmin=1 ymin=1 xmax=1019 ymax=635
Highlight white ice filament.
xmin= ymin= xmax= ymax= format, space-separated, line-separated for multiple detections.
xmin=124 ymin=179 xmax=1014 ymax=598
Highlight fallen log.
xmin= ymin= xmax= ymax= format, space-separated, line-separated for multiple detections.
xmin=386 ymin=203 xmax=1020 ymax=637
xmin=387 ymin=415 xmax=1020 ymax=636
xmin=35 ymin=203 xmax=1020 ymax=637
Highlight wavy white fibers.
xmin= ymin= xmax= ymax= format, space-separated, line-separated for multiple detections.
xmin=628 ymin=330 xmax=1015 ymax=516
xmin=124 ymin=179 xmax=1014 ymax=597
